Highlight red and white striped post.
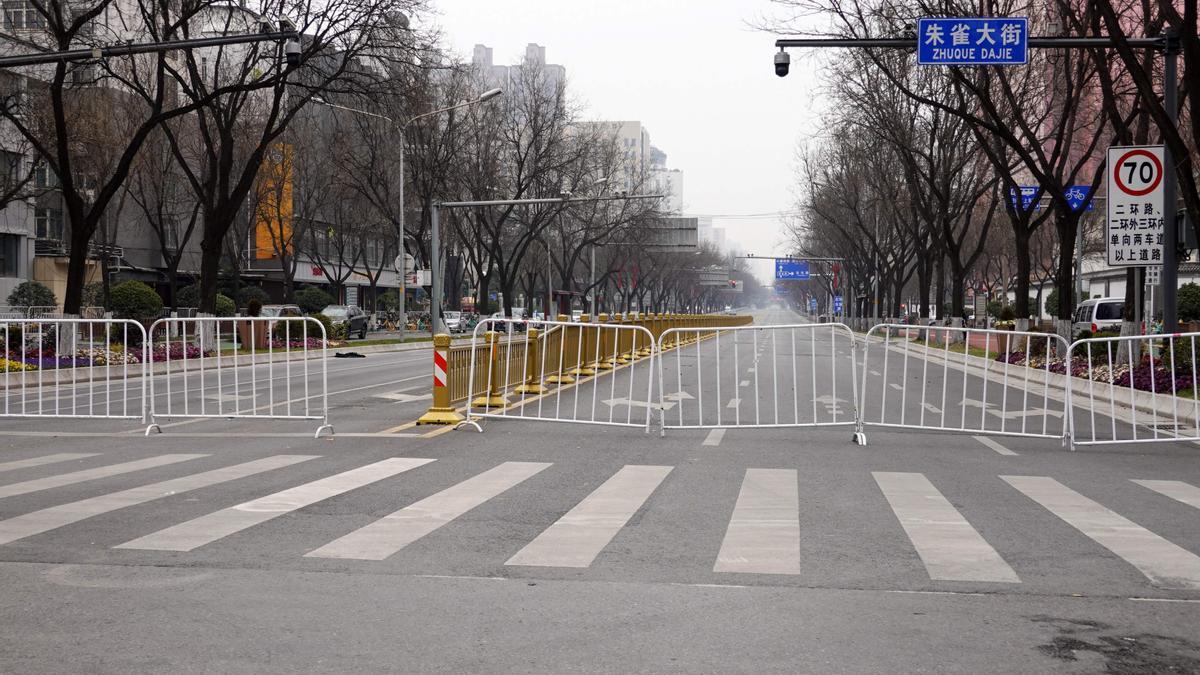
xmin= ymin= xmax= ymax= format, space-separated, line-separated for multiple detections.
xmin=417 ymin=333 xmax=464 ymax=424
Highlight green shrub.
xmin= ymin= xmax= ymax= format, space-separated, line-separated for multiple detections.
xmin=309 ymin=312 xmax=334 ymax=339
xmin=1045 ymin=288 xmax=1082 ymax=319
xmin=175 ymin=284 xmax=199 ymax=308
xmin=109 ymin=281 xmax=163 ymax=321
xmin=1178 ymin=283 xmax=1200 ymax=322
xmin=236 ymin=286 xmax=270 ymax=308
xmin=296 ymin=286 xmax=334 ymax=314
xmin=272 ymin=317 xmax=321 ymax=340
xmin=7 ymin=281 xmax=56 ymax=309
xmin=214 ymin=294 xmax=235 ymax=317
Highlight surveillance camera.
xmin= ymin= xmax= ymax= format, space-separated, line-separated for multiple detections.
xmin=257 ymin=20 xmax=274 ymax=34
xmin=774 ymin=50 xmax=790 ymax=77
xmin=284 ymin=39 xmax=301 ymax=66
xmin=560 ymin=190 xmax=572 ymax=200
xmin=277 ymin=17 xmax=296 ymax=34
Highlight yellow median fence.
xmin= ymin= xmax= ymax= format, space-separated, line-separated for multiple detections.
xmin=417 ymin=313 xmax=754 ymax=424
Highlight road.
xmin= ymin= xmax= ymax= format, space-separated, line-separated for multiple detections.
xmin=0 ymin=308 xmax=1198 ymax=672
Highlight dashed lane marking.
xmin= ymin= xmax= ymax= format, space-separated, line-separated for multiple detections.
xmin=974 ymin=436 xmax=1018 ymax=456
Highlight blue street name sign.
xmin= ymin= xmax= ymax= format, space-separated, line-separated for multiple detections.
xmin=1009 ymin=185 xmax=1095 ymax=212
xmin=918 ymin=17 xmax=1028 ymax=66
xmin=809 ymin=298 xmax=818 ymax=312
xmin=833 ymin=295 xmax=843 ymax=314
xmin=775 ymin=260 xmax=809 ymax=280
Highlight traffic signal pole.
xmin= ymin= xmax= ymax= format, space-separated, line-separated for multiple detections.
xmin=775 ymin=32 xmax=1182 ymax=329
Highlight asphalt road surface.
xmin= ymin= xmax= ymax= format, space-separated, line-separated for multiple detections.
xmin=0 ymin=309 xmax=1199 ymax=673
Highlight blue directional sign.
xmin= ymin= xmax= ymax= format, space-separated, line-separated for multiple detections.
xmin=1009 ymin=185 xmax=1095 ymax=212
xmin=775 ymin=260 xmax=809 ymax=280
xmin=833 ymin=295 xmax=843 ymax=314
xmin=918 ymin=17 xmax=1028 ymax=66
xmin=808 ymin=298 xmax=818 ymax=312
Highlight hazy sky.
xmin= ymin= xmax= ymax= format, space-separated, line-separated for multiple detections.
xmin=425 ymin=0 xmax=829 ymax=282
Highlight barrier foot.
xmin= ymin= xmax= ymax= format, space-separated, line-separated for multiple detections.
xmin=471 ymin=395 xmax=508 ymax=408
xmin=417 ymin=407 xmax=465 ymax=425
xmin=568 ymin=367 xmax=597 ymax=377
xmin=514 ymin=383 xmax=547 ymax=394
xmin=851 ymin=431 xmax=867 ymax=446
xmin=454 ymin=418 xmax=484 ymax=433
xmin=144 ymin=423 xmax=161 ymax=436
xmin=545 ymin=375 xmax=575 ymax=384
xmin=314 ymin=424 xmax=334 ymax=439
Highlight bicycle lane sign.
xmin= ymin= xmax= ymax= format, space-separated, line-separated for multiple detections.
xmin=1106 ymin=145 xmax=1165 ymax=266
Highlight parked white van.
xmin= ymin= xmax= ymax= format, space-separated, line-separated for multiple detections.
xmin=1072 ymin=297 xmax=1125 ymax=336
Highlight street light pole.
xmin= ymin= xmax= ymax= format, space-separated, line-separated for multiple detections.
xmin=314 ymin=88 xmax=502 ymax=339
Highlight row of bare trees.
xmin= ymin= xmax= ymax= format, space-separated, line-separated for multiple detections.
xmin=0 ymin=0 xmax=723 ymax=317
xmin=774 ymin=0 xmax=1196 ymax=336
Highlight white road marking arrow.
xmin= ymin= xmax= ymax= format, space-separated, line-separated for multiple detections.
xmin=922 ymin=403 xmax=942 ymax=414
xmin=604 ymin=398 xmax=676 ymax=411
xmin=813 ymin=395 xmax=847 ymax=415
xmin=727 ymin=398 xmax=741 ymax=408
xmin=663 ymin=391 xmax=695 ymax=402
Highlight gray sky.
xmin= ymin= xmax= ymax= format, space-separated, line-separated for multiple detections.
xmin=426 ymin=0 xmax=828 ymax=283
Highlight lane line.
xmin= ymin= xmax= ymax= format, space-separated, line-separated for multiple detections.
xmin=726 ymin=398 xmax=740 ymax=409
xmin=702 ymin=428 xmax=726 ymax=446
xmin=0 ymin=454 xmax=207 ymax=500
xmin=973 ymin=436 xmax=1018 ymax=456
xmin=308 ymin=461 xmax=551 ymax=561
xmin=1132 ymin=480 xmax=1200 ymax=511
xmin=714 ymin=468 xmax=801 ymax=575
xmin=874 ymin=472 xmax=1018 ymax=583
xmin=1003 ymin=475 xmax=1200 ymax=589
xmin=118 ymin=457 xmax=432 ymax=551
xmin=0 ymin=453 xmax=97 ymax=474
xmin=507 ymin=464 xmax=672 ymax=568
xmin=0 ymin=455 xmax=314 ymax=546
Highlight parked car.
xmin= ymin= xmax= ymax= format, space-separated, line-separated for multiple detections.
xmin=443 ymin=311 xmax=465 ymax=333
xmin=259 ymin=304 xmax=303 ymax=318
xmin=321 ymin=304 xmax=369 ymax=339
xmin=1072 ymin=297 xmax=1125 ymax=337
xmin=724 ymin=305 xmax=735 ymax=315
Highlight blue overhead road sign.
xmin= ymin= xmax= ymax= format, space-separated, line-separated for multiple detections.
xmin=1009 ymin=185 xmax=1095 ymax=212
xmin=775 ymin=260 xmax=809 ymax=280
xmin=918 ymin=18 xmax=1028 ymax=66
xmin=833 ymin=295 xmax=843 ymax=314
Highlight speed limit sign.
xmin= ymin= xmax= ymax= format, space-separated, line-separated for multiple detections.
xmin=1106 ymin=145 xmax=1165 ymax=267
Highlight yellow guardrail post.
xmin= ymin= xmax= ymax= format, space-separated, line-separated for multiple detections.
xmin=514 ymin=327 xmax=546 ymax=394
xmin=546 ymin=314 xmax=575 ymax=384
xmin=618 ymin=312 xmax=635 ymax=364
xmin=417 ymin=334 xmax=465 ymax=425
xmin=638 ymin=313 xmax=655 ymax=357
xmin=471 ymin=331 xmax=508 ymax=408
xmin=597 ymin=313 xmax=616 ymax=370
xmin=570 ymin=314 xmax=597 ymax=376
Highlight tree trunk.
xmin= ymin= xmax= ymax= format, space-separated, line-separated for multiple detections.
xmin=1013 ymin=228 xmax=1033 ymax=320
xmin=63 ymin=226 xmax=93 ymax=314
xmin=197 ymin=227 xmax=223 ymax=315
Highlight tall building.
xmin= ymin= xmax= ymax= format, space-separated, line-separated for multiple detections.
xmin=472 ymin=43 xmax=565 ymax=93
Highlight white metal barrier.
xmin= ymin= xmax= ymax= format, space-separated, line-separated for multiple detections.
xmin=144 ymin=316 xmax=331 ymax=437
xmin=1067 ymin=331 xmax=1200 ymax=447
xmin=460 ymin=316 xmax=657 ymax=431
xmin=657 ymin=323 xmax=863 ymax=442
xmin=860 ymin=324 xmax=1070 ymax=442
xmin=0 ymin=318 xmax=147 ymax=419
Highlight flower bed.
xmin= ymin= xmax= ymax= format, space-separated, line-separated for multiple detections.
xmin=998 ymin=350 xmax=1194 ymax=395
xmin=268 ymin=337 xmax=328 ymax=351
xmin=151 ymin=343 xmax=212 ymax=362
xmin=0 ymin=358 xmax=35 ymax=372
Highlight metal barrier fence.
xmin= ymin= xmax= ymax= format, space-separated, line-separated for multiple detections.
xmin=0 ymin=318 xmax=147 ymax=419
xmin=657 ymin=323 xmax=862 ymax=442
xmin=859 ymin=324 xmax=1070 ymax=442
xmin=1067 ymin=331 xmax=1200 ymax=447
xmin=144 ymin=316 xmax=331 ymax=437
xmin=460 ymin=315 xmax=658 ymax=430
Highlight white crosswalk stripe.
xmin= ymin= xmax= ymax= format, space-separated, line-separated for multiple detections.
xmin=1133 ymin=480 xmax=1200 ymax=511
xmin=117 ymin=457 xmax=432 ymax=552
xmin=0 ymin=454 xmax=206 ymax=500
xmin=0 ymin=455 xmax=314 ymax=546
xmin=308 ymin=461 xmax=551 ymax=561
xmin=507 ymin=465 xmax=672 ymax=568
xmin=714 ymin=468 xmax=801 ymax=574
xmin=875 ymin=472 xmax=1018 ymax=583
xmin=1004 ymin=475 xmax=1200 ymax=590
xmin=0 ymin=453 xmax=98 ymax=474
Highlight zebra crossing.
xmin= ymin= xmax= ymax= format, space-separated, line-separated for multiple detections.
xmin=0 ymin=451 xmax=1198 ymax=591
